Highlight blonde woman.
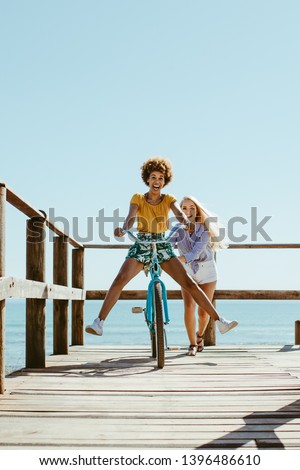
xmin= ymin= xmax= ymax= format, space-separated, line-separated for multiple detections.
xmin=172 ymin=196 xmax=234 ymax=356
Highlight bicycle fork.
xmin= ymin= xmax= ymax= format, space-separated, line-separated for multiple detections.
xmin=145 ymin=244 xmax=170 ymax=349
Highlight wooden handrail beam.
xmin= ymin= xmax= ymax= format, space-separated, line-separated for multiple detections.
xmin=3 ymin=282 xmax=298 ymax=301
xmin=228 ymin=244 xmax=300 ymax=249
xmin=86 ymin=289 xmax=300 ymax=301
xmin=5 ymin=185 xmax=83 ymax=248
xmin=83 ymin=243 xmax=300 ymax=249
xmin=0 ymin=277 xmax=85 ymax=301
xmin=84 ymin=244 xmax=132 ymax=249
xmin=214 ymin=290 xmax=300 ymax=300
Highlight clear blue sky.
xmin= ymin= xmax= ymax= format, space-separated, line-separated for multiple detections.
xmin=1 ymin=0 xmax=300 ymax=290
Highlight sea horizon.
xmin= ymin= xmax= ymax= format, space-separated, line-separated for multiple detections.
xmin=4 ymin=298 xmax=300 ymax=375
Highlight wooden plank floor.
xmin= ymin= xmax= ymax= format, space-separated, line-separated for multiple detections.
xmin=1 ymin=344 xmax=300 ymax=449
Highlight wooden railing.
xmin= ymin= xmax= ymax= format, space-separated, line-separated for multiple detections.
xmin=0 ymin=181 xmax=85 ymax=394
xmin=0 ymin=181 xmax=299 ymax=394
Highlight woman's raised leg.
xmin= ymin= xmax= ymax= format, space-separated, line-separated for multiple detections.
xmin=99 ymin=258 xmax=144 ymax=320
xmin=161 ymin=258 xmax=238 ymax=334
xmin=197 ymin=281 xmax=217 ymax=335
xmin=85 ymin=258 xmax=143 ymax=335
xmin=161 ymin=258 xmax=219 ymax=321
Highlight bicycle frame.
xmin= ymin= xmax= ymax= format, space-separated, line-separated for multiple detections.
xmin=124 ymin=226 xmax=183 ymax=347
xmin=145 ymin=241 xmax=170 ymax=332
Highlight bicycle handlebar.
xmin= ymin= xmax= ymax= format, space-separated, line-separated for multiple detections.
xmin=123 ymin=225 xmax=185 ymax=244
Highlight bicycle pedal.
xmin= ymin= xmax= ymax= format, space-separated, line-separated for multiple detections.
xmin=132 ymin=307 xmax=144 ymax=314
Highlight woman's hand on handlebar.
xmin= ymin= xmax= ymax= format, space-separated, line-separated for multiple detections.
xmin=114 ymin=227 xmax=125 ymax=237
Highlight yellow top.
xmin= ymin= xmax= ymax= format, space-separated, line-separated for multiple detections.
xmin=130 ymin=193 xmax=176 ymax=233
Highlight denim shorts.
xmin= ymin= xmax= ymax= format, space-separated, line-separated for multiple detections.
xmin=126 ymin=232 xmax=176 ymax=272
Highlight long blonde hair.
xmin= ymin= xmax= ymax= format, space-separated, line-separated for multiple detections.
xmin=180 ymin=196 xmax=227 ymax=251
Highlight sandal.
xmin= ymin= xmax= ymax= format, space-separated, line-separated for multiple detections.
xmin=186 ymin=345 xmax=197 ymax=356
xmin=196 ymin=332 xmax=204 ymax=352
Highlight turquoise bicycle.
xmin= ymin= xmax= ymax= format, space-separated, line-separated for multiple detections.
xmin=124 ymin=226 xmax=183 ymax=369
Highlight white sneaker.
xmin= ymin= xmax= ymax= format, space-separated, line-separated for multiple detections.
xmin=85 ymin=317 xmax=104 ymax=336
xmin=216 ymin=317 xmax=238 ymax=334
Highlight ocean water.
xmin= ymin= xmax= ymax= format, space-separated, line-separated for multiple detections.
xmin=4 ymin=298 xmax=300 ymax=374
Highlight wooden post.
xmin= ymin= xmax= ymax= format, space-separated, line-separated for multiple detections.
xmin=295 ymin=320 xmax=300 ymax=345
xmin=0 ymin=183 xmax=6 ymax=393
xmin=26 ymin=216 xmax=46 ymax=368
xmin=72 ymin=248 xmax=84 ymax=345
xmin=204 ymin=300 xmax=216 ymax=346
xmin=53 ymin=236 xmax=69 ymax=354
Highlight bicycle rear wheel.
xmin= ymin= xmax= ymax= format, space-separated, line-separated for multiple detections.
xmin=153 ymin=280 xmax=165 ymax=369
xmin=144 ymin=304 xmax=156 ymax=358
xmin=151 ymin=331 xmax=156 ymax=358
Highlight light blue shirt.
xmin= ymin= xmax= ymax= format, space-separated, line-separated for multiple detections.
xmin=171 ymin=224 xmax=214 ymax=274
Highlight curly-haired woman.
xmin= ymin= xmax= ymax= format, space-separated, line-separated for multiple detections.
xmin=86 ymin=157 xmax=238 ymax=349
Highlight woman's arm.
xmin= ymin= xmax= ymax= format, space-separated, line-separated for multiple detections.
xmin=183 ymin=228 xmax=210 ymax=263
xmin=114 ymin=204 xmax=138 ymax=237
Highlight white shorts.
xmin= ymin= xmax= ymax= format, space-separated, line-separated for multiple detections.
xmin=185 ymin=259 xmax=217 ymax=285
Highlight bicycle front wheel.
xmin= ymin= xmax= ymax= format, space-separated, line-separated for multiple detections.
xmin=153 ymin=280 xmax=165 ymax=369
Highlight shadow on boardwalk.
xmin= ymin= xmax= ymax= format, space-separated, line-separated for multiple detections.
xmin=197 ymin=399 xmax=300 ymax=449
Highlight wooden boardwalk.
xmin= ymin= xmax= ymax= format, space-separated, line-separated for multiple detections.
xmin=1 ymin=344 xmax=300 ymax=449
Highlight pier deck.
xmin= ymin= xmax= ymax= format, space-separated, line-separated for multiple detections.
xmin=1 ymin=344 xmax=300 ymax=449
